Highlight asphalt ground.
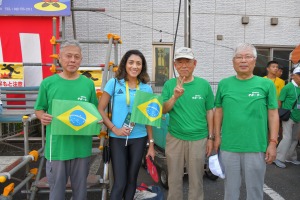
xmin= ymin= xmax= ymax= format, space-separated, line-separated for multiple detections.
xmin=0 ymin=142 xmax=299 ymax=200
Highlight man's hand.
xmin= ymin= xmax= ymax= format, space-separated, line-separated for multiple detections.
xmin=265 ymin=143 xmax=277 ymax=164
xmin=40 ymin=113 xmax=53 ymax=125
xmin=173 ymin=76 xmax=185 ymax=99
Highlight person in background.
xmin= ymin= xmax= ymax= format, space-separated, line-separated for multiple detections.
xmin=98 ymin=50 xmax=155 ymax=200
xmin=214 ymin=43 xmax=278 ymax=200
xmin=34 ymin=40 xmax=98 ymax=200
xmin=273 ymin=66 xmax=300 ymax=168
xmin=264 ymin=60 xmax=285 ymax=99
xmin=162 ymin=47 xmax=214 ymax=200
xmin=276 ymin=65 xmax=284 ymax=78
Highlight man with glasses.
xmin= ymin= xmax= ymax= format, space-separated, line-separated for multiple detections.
xmin=162 ymin=47 xmax=214 ymax=200
xmin=214 ymin=43 xmax=279 ymax=200
xmin=34 ymin=40 xmax=98 ymax=200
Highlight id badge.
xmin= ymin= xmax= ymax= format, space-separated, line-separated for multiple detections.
xmin=122 ymin=112 xmax=135 ymax=133
xmin=297 ymin=103 xmax=300 ymax=109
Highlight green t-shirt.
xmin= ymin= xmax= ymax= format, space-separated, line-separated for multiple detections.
xmin=215 ymin=76 xmax=277 ymax=152
xmin=161 ymin=77 xmax=214 ymax=141
xmin=279 ymin=82 xmax=300 ymax=122
xmin=34 ymin=74 xmax=98 ymax=160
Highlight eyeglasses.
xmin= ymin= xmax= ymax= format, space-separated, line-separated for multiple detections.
xmin=63 ymin=54 xmax=82 ymax=61
xmin=175 ymin=60 xmax=194 ymax=67
xmin=234 ymin=55 xmax=255 ymax=61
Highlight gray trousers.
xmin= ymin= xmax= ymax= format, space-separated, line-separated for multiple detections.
xmin=220 ymin=151 xmax=266 ymax=200
xmin=277 ymin=118 xmax=300 ymax=161
xmin=46 ymin=157 xmax=90 ymax=200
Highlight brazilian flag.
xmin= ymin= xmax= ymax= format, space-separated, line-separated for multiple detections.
xmin=131 ymin=90 xmax=163 ymax=127
xmin=51 ymin=100 xmax=102 ymax=135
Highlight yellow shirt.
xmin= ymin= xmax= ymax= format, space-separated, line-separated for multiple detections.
xmin=263 ymin=76 xmax=285 ymax=99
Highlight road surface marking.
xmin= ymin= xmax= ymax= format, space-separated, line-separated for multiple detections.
xmin=264 ymin=184 xmax=285 ymax=200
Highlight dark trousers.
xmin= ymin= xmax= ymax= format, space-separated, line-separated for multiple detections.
xmin=109 ymin=136 xmax=147 ymax=200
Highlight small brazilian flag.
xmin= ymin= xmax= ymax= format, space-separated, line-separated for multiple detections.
xmin=131 ymin=90 xmax=163 ymax=127
xmin=51 ymin=100 xmax=102 ymax=135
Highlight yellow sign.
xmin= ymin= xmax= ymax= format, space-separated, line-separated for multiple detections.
xmin=34 ymin=2 xmax=67 ymax=12
xmin=0 ymin=63 xmax=24 ymax=80
xmin=78 ymin=67 xmax=103 ymax=87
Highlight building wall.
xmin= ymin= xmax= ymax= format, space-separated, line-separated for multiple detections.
xmin=64 ymin=0 xmax=300 ymax=90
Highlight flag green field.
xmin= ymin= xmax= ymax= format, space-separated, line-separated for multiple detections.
xmin=131 ymin=90 xmax=163 ymax=127
xmin=51 ymin=99 xmax=102 ymax=135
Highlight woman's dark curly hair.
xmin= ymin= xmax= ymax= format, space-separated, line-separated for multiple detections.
xmin=115 ymin=50 xmax=150 ymax=83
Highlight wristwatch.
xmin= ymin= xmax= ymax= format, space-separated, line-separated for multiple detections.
xmin=149 ymin=139 xmax=154 ymax=143
xmin=207 ymin=134 xmax=215 ymax=140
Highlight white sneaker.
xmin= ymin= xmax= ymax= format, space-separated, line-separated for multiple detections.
xmin=134 ymin=189 xmax=157 ymax=200
xmin=285 ymin=160 xmax=300 ymax=165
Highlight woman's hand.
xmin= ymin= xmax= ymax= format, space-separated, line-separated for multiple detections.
xmin=112 ymin=126 xmax=131 ymax=136
xmin=146 ymin=144 xmax=155 ymax=160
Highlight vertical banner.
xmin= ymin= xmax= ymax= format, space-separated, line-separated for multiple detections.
xmin=0 ymin=16 xmax=59 ymax=107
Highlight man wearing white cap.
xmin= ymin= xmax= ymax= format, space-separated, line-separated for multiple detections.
xmin=162 ymin=47 xmax=214 ymax=200
xmin=274 ymin=66 xmax=300 ymax=168
xmin=214 ymin=43 xmax=278 ymax=200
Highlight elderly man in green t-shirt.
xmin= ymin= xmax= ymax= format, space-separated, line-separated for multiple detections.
xmin=162 ymin=47 xmax=214 ymax=200
xmin=35 ymin=40 xmax=98 ymax=200
xmin=214 ymin=43 xmax=278 ymax=200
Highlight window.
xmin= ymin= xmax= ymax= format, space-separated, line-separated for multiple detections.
xmin=254 ymin=46 xmax=294 ymax=82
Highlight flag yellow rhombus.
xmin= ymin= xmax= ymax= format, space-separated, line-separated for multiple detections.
xmin=57 ymin=105 xmax=98 ymax=131
xmin=137 ymin=98 xmax=162 ymax=122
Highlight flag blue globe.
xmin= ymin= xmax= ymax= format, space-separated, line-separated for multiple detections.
xmin=146 ymin=102 xmax=160 ymax=118
xmin=69 ymin=110 xmax=86 ymax=126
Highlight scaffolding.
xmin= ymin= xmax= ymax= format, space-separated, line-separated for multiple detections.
xmin=0 ymin=3 xmax=121 ymax=200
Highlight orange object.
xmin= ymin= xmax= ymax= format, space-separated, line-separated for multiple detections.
xmin=96 ymin=90 xmax=103 ymax=98
xmin=29 ymin=150 xmax=39 ymax=161
xmin=50 ymin=64 xmax=56 ymax=73
xmin=98 ymin=131 xmax=107 ymax=138
xmin=50 ymin=36 xmax=56 ymax=45
xmin=50 ymin=54 xmax=59 ymax=59
xmin=113 ymin=67 xmax=118 ymax=72
xmin=109 ymin=61 xmax=114 ymax=66
xmin=30 ymin=168 xmax=38 ymax=176
xmin=3 ymin=183 xmax=14 ymax=196
xmin=107 ymin=33 xmax=113 ymax=40
xmin=113 ymin=34 xmax=120 ymax=40
xmin=291 ymin=45 xmax=300 ymax=64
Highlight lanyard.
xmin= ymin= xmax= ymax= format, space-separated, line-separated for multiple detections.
xmin=125 ymin=80 xmax=140 ymax=107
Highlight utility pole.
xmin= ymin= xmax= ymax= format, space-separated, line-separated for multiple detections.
xmin=184 ymin=0 xmax=191 ymax=48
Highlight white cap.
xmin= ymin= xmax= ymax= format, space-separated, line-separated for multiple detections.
xmin=209 ymin=154 xmax=225 ymax=179
xmin=293 ymin=66 xmax=300 ymax=75
xmin=174 ymin=47 xmax=195 ymax=60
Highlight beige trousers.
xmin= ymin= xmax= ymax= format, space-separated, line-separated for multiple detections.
xmin=166 ymin=133 xmax=206 ymax=200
